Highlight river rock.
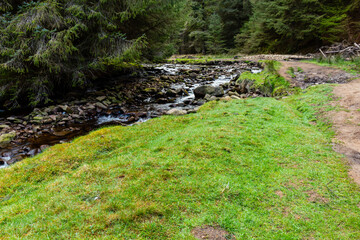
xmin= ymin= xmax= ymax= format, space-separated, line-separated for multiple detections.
xmin=95 ymin=102 xmax=107 ymax=110
xmin=59 ymin=105 xmax=73 ymax=113
xmin=166 ymin=108 xmax=187 ymax=116
xmin=194 ymin=85 xmax=224 ymax=99
xmin=166 ymin=89 xmax=177 ymax=97
xmin=221 ymin=96 xmax=233 ymax=101
xmin=187 ymin=107 xmax=200 ymax=114
xmin=40 ymin=145 xmax=49 ymax=151
xmin=235 ymin=79 xmax=255 ymax=94
xmin=6 ymin=117 xmax=16 ymax=121
xmin=0 ymin=131 xmax=16 ymax=147
xmin=96 ymin=96 xmax=106 ymax=101
xmin=0 ymin=125 xmax=10 ymax=129
xmin=231 ymin=95 xmax=241 ymax=100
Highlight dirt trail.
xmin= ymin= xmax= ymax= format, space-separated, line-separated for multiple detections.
xmin=328 ymin=79 xmax=360 ymax=185
xmin=279 ymin=61 xmax=360 ymax=185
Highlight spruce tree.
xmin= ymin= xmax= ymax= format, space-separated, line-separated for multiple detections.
xmin=0 ymin=0 xmax=184 ymax=109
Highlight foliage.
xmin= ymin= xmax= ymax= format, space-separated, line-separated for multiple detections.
xmin=235 ymin=0 xmax=355 ymax=53
xmin=179 ymin=0 xmax=250 ymax=54
xmin=0 ymin=0 xmax=184 ymax=109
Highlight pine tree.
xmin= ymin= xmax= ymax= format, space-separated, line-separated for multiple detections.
xmin=218 ymin=0 xmax=252 ymax=49
xmin=0 ymin=0 xmax=184 ymax=109
xmin=235 ymin=0 xmax=355 ymax=53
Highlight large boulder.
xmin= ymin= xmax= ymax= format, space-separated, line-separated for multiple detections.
xmin=193 ymin=85 xmax=224 ymax=99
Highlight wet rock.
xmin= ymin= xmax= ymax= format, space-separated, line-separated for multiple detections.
xmin=166 ymin=89 xmax=177 ymax=97
xmin=156 ymin=98 xmax=169 ymax=104
xmin=40 ymin=145 xmax=49 ymax=151
xmin=204 ymin=94 xmax=218 ymax=101
xmin=96 ymin=96 xmax=106 ymax=101
xmin=166 ymin=108 xmax=187 ymax=116
xmin=0 ymin=131 xmax=16 ymax=147
xmin=187 ymin=107 xmax=200 ymax=114
xmin=60 ymin=105 xmax=73 ymax=113
xmin=53 ymin=130 xmax=71 ymax=137
xmin=95 ymin=102 xmax=107 ymax=110
xmin=27 ymin=149 xmax=38 ymax=157
xmin=235 ymin=79 xmax=255 ymax=94
xmin=0 ymin=125 xmax=10 ymax=129
xmin=6 ymin=117 xmax=16 ymax=121
xmin=228 ymin=91 xmax=241 ymax=97
xmin=194 ymin=85 xmax=224 ymax=99
xmin=49 ymin=115 xmax=58 ymax=121
xmin=221 ymin=96 xmax=233 ymax=101
xmin=231 ymin=95 xmax=241 ymax=100
xmin=183 ymin=99 xmax=192 ymax=105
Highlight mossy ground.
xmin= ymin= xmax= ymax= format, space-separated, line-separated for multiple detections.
xmin=237 ymin=60 xmax=296 ymax=96
xmin=1 ymin=85 xmax=360 ymax=239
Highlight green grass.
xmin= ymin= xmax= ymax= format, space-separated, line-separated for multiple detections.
xmin=237 ymin=60 xmax=296 ymax=96
xmin=1 ymin=85 xmax=360 ymax=239
xmin=304 ymin=56 xmax=360 ymax=75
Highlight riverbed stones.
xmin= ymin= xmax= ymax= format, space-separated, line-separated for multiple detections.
xmin=194 ymin=85 xmax=224 ymax=98
xmin=166 ymin=108 xmax=187 ymax=116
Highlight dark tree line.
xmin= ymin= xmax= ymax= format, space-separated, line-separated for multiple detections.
xmin=0 ymin=0 xmax=184 ymax=109
xmin=181 ymin=0 xmax=360 ymax=54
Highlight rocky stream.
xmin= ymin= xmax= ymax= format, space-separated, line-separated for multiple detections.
xmin=0 ymin=61 xmax=263 ymax=168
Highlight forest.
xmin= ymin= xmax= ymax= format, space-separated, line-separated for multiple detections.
xmin=0 ymin=0 xmax=359 ymax=109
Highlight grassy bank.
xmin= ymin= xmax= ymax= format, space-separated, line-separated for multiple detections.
xmin=304 ymin=57 xmax=360 ymax=75
xmin=1 ymin=86 xmax=360 ymax=239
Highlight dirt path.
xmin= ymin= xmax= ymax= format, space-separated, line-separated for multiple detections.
xmin=329 ymin=79 xmax=360 ymax=185
xmin=279 ymin=61 xmax=360 ymax=184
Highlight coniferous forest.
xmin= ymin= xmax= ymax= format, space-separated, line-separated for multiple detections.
xmin=0 ymin=0 xmax=359 ymax=109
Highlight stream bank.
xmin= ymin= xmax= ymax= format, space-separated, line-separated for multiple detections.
xmin=0 ymin=61 xmax=262 ymax=167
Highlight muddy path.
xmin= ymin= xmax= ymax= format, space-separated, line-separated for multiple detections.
xmin=278 ymin=61 xmax=355 ymax=88
xmin=279 ymin=61 xmax=360 ymax=185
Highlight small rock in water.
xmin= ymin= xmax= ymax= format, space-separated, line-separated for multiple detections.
xmin=166 ymin=108 xmax=187 ymax=116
